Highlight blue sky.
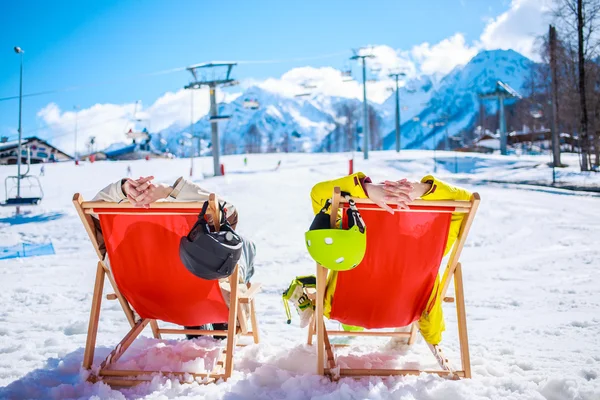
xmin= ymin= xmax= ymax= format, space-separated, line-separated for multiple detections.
xmin=0 ymin=0 xmax=546 ymax=150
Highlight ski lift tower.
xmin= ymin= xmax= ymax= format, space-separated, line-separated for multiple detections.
xmin=184 ymin=62 xmax=238 ymax=176
xmin=479 ymin=80 xmax=522 ymax=155
xmin=350 ymin=48 xmax=375 ymax=160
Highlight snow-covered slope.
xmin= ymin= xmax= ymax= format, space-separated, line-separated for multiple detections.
xmin=0 ymin=151 xmax=599 ymax=399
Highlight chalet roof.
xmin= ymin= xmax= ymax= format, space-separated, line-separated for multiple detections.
xmin=0 ymin=136 xmax=73 ymax=159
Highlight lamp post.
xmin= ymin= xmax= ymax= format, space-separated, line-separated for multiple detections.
xmin=74 ymin=105 xmax=80 ymax=163
xmin=14 ymin=47 xmax=24 ymax=197
xmin=350 ymin=52 xmax=375 ymax=160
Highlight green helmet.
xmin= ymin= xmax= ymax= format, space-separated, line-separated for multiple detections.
xmin=305 ymin=197 xmax=367 ymax=271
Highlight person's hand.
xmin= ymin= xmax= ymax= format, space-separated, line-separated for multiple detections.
xmin=122 ymin=176 xmax=154 ymax=199
xmin=122 ymin=176 xmax=172 ymax=208
xmin=127 ymin=183 xmax=173 ymax=208
xmin=365 ymin=179 xmax=413 ymax=213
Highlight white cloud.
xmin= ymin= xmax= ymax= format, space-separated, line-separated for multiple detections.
xmin=35 ymin=87 xmax=220 ymax=154
xmin=364 ymin=45 xmax=418 ymax=78
xmin=250 ymin=66 xmax=395 ymax=104
xmin=411 ymin=33 xmax=479 ymax=76
xmin=479 ymin=0 xmax=551 ymax=61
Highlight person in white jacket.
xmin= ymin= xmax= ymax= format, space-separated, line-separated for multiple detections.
xmin=92 ymin=175 xmax=256 ymax=339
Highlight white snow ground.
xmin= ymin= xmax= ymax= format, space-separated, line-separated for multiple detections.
xmin=0 ymin=151 xmax=599 ymax=400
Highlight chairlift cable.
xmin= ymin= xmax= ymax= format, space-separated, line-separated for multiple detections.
xmin=0 ymin=52 xmax=347 ymax=103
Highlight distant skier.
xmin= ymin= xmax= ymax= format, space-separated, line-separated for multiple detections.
xmin=244 ymin=157 xmax=248 ymax=166
xmin=274 ymin=160 xmax=282 ymax=171
xmin=126 ymin=165 xmax=132 ymax=177
xmin=39 ymin=165 xmax=45 ymax=176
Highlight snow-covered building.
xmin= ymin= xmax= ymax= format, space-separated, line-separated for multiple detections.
xmin=0 ymin=136 xmax=72 ymax=165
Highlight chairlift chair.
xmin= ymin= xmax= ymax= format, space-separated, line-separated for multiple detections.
xmin=341 ymin=62 xmax=352 ymax=77
xmin=1 ymin=146 xmax=43 ymax=207
xmin=2 ymin=176 xmax=44 ymax=206
xmin=209 ymin=115 xmax=231 ymax=122
xmin=243 ymin=98 xmax=260 ymax=110
xmin=530 ymin=104 xmax=544 ymax=119
xmin=370 ymin=63 xmax=382 ymax=73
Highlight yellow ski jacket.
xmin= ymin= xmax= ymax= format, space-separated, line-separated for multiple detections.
xmin=310 ymin=172 xmax=472 ymax=344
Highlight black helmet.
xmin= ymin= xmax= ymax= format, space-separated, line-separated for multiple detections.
xmin=179 ymin=201 xmax=243 ymax=280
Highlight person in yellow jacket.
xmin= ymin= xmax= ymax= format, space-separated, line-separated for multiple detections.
xmin=310 ymin=172 xmax=472 ymax=345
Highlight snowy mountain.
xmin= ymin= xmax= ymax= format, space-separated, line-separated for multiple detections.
xmin=157 ymin=49 xmax=535 ymax=154
xmin=384 ymin=49 xmax=534 ymax=150
xmin=157 ymin=87 xmax=342 ymax=156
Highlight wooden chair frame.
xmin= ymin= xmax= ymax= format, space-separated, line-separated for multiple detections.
xmin=73 ymin=193 xmax=261 ymax=386
xmin=309 ymin=187 xmax=480 ymax=380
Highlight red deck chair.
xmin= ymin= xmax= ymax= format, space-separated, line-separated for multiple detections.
xmin=308 ymin=187 xmax=480 ymax=380
xmin=73 ymin=193 xmax=260 ymax=387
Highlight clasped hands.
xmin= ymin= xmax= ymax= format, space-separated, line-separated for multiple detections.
xmin=365 ymin=179 xmax=431 ymax=214
xmin=121 ymin=176 xmax=172 ymax=208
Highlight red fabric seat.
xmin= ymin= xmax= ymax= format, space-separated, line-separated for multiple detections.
xmin=98 ymin=209 xmax=229 ymax=327
xmin=328 ymin=204 xmax=451 ymax=329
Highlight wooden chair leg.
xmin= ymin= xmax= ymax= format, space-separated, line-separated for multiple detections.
xmin=315 ymin=264 xmax=327 ymax=375
xmin=306 ymin=314 xmax=315 ymax=345
xmin=224 ymin=266 xmax=240 ymax=380
xmin=150 ymin=320 xmax=161 ymax=339
xmin=250 ymin=299 xmax=260 ymax=344
xmin=83 ymin=262 xmax=105 ymax=369
xmin=454 ymin=263 xmax=471 ymax=378
xmin=99 ymin=319 xmax=150 ymax=370
xmin=238 ymin=302 xmax=249 ymax=335
xmin=427 ymin=342 xmax=455 ymax=377
xmin=323 ymin=321 xmax=337 ymax=380
xmin=408 ymin=322 xmax=418 ymax=345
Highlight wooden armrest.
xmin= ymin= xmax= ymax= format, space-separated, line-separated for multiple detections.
xmin=239 ymin=283 xmax=262 ymax=303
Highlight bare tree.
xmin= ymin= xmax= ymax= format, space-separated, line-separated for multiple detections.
xmin=244 ymin=124 xmax=261 ymax=154
xmin=553 ymin=0 xmax=600 ymax=170
xmin=280 ymin=132 xmax=291 ymax=153
xmin=368 ymin=105 xmax=381 ymax=151
xmin=335 ymin=102 xmax=360 ymax=152
xmin=266 ymin=131 xmax=277 ymax=153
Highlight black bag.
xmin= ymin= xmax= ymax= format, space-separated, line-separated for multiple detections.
xmin=179 ymin=200 xmax=243 ymax=280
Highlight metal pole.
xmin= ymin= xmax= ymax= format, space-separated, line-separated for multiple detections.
xmin=445 ymin=118 xmax=449 ymax=150
xmin=209 ymin=84 xmax=221 ymax=176
xmin=395 ymin=75 xmax=400 ymax=153
xmin=74 ymin=106 xmax=79 ymax=162
xmin=455 ymin=152 xmax=458 ymax=174
xmin=432 ymin=124 xmax=437 ymax=174
xmin=361 ymin=57 xmax=369 ymax=160
xmin=190 ymin=89 xmax=194 ymax=176
xmin=17 ymin=51 xmax=23 ymax=197
xmin=549 ymin=25 xmax=561 ymax=169
xmin=499 ymin=95 xmax=507 ymax=155
xmin=433 ymin=131 xmax=437 ymax=174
